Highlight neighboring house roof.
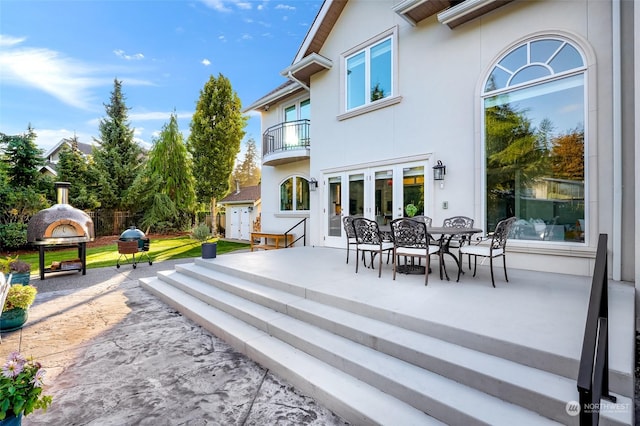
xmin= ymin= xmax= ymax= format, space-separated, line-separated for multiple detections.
xmin=39 ymin=165 xmax=57 ymax=176
xmin=40 ymin=138 xmax=95 ymax=176
xmin=219 ymin=185 xmax=261 ymax=204
xmin=44 ymin=139 xmax=94 ymax=160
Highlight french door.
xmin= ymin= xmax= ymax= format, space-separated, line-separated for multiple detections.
xmin=324 ymin=162 xmax=426 ymax=248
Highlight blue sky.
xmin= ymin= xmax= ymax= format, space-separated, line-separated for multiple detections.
xmin=0 ymin=0 xmax=321 ymax=155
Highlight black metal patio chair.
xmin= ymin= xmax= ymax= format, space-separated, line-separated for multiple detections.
xmin=390 ymin=218 xmax=440 ymax=286
xmin=342 ymin=215 xmax=360 ymax=264
xmin=456 ymin=216 xmax=517 ymax=287
xmin=352 ymin=217 xmax=394 ymax=278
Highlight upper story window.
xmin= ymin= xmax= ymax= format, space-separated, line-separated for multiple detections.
xmin=482 ymin=37 xmax=587 ymax=243
xmin=280 ymin=176 xmax=310 ymax=211
xmin=342 ymin=28 xmax=397 ymax=115
xmin=285 ymin=99 xmax=310 ymax=122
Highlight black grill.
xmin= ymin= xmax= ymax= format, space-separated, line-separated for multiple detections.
xmin=116 ymin=227 xmax=152 ymax=269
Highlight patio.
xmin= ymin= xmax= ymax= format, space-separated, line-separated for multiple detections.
xmin=142 ymin=245 xmax=635 ymax=425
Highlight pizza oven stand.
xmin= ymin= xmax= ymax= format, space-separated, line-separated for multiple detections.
xmin=32 ymin=238 xmax=88 ymax=280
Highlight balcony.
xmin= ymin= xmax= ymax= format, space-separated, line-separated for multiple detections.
xmin=262 ymin=119 xmax=310 ymax=166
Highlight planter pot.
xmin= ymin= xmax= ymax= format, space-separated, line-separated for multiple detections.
xmin=202 ymin=242 xmax=217 ymax=259
xmin=0 ymin=413 xmax=22 ymax=426
xmin=6 ymin=273 xmax=30 ymax=286
xmin=0 ymin=308 xmax=28 ymax=332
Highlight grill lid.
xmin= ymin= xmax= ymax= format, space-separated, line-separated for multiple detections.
xmin=120 ymin=226 xmax=145 ymax=241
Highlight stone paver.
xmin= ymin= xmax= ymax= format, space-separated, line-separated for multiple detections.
xmin=0 ymin=259 xmax=348 ymax=425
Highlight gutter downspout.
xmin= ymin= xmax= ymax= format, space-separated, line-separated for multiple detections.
xmin=612 ymin=0 xmax=622 ymax=281
xmin=287 ymin=71 xmax=311 ymax=92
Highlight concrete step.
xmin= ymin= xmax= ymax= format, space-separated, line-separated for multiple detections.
xmin=192 ymin=258 xmax=582 ymax=384
xmin=151 ymin=265 xmax=632 ymax=426
xmin=141 ymin=276 xmax=444 ymax=426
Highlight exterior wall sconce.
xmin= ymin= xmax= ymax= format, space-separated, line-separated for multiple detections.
xmin=433 ymin=160 xmax=446 ymax=180
xmin=433 ymin=160 xmax=446 ymax=189
xmin=309 ymin=177 xmax=318 ymax=191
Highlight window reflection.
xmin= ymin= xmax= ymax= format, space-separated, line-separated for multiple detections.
xmin=484 ymin=38 xmax=586 ymax=243
xmin=484 ymin=74 xmax=585 ymax=242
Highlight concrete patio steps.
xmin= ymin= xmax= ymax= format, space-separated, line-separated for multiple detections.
xmin=140 ymin=260 xmax=632 ymax=426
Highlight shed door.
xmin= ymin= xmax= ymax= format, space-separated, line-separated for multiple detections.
xmin=229 ymin=207 xmax=251 ymax=240
xmin=239 ymin=208 xmax=251 ymax=240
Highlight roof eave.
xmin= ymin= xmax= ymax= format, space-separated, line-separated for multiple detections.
xmin=393 ymin=0 xmax=451 ymax=26
xmin=281 ymin=53 xmax=333 ymax=86
xmin=437 ymin=0 xmax=514 ymax=28
xmin=243 ymin=82 xmax=305 ymax=113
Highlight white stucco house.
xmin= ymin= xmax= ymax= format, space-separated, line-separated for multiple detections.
xmin=245 ymin=0 xmax=638 ymax=288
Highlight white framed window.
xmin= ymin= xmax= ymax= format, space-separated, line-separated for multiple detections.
xmin=482 ymin=36 xmax=587 ymax=243
xmin=280 ymin=176 xmax=310 ymax=212
xmin=339 ymin=27 xmax=400 ymax=119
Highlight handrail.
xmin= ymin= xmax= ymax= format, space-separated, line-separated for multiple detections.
xmin=284 ymin=218 xmax=307 ymax=248
xmin=577 ymin=233 xmax=616 ymax=425
xmin=262 ymin=119 xmax=311 ymax=157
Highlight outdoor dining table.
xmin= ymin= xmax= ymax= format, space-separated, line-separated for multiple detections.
xmin=428 ymin=226 xmax=483 ymax=280
xmin=379 ymin=224 xmax=483 ymax=280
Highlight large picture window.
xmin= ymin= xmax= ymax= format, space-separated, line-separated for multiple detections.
xmin=483 ymin=37 xmax=586 ymax=243
xmin=346 ymin=37 xmax=392 ymax=111
xmin=280 ymin=176 xmax=310 ymax=212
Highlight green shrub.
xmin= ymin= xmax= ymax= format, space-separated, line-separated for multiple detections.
xmin=0 ymin=223 xmax=27 ymax=250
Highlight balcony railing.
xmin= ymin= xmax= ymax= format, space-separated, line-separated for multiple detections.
xmin=262 ymin=119 xmax=310 ymax=165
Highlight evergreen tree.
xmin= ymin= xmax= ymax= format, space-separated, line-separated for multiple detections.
xmin=188 ymin=74 xmax=246 ymax=233
xmin=2 ymin=125 xmax=44 ymax=189
xmin=127 ymin=112 xmax=196 ymax=232
xmin=92 ymin=78 xmax=143 ymax=210
xmin=56 ymin=135 xmax=101 ymax=210
xmin=0 ymin=128 xmax=50 ymax=249
xmin=231 ymin=138 xmax=261 ymax=187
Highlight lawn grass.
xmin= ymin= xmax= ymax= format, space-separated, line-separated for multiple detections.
xmin=8 ymin=237 xmax=250 ymax=275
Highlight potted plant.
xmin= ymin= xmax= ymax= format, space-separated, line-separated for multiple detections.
xmin=405 ymin=203 xmax=418 ymax=218
xmin=0 ymin=351 xmax=53 ymax=424
xmin=0 ymin=284 xmax=37 ymax=332
xmin=0 ymin=257 xmax=32 ymax=286
xmin=191 ymin=223 xmax=217 ymax=259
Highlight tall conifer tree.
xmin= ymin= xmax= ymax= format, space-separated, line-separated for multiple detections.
xmin=92 ymin=79 xmax=142 ymax=210
xmin=188 ymin=74 xmax=246 ymax=232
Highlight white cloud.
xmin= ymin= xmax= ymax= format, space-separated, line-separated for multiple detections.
xmin=237 ymin=2 xmax=252 ymax=10
xmin=275 ymin=4 xmax=296 ymax=11
xmin=0 ymin=34 xmax=26 ymax=47
xmin=201 ymin=58 xmax=211 ymax=66
xmin=0 ymin=37 xmax=153 ymax=111
xmin=218 ymin=35 xmax=227 ymax=42
xmin=240 ymin=34 xmax=253 ymax=41
xmin=0 ymin=46 xmax=105 ymax=110
xmin=200 ymin=0 xmax=231 ymax=12
xmin=114 ymin=49 xmax=145 ymax=60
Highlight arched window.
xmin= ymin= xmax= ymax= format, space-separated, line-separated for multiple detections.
xmin=482 ymin=37 xmax=586 ymax=243
xmin=280 ymin=176 xmax=310 ymax=212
